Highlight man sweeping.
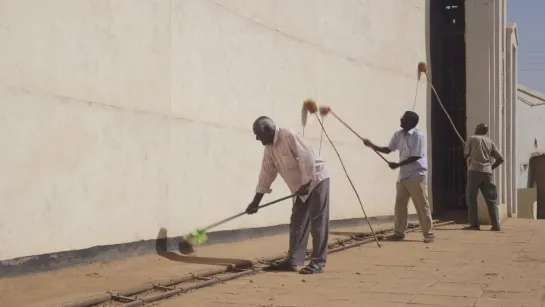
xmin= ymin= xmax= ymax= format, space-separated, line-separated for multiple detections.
xmin=246 ymin=116 xmax=330 ymax=274
xmin=362 ymin=111 xmax=435 ymax=243
xmin=463 ymin=123 xmax=504 ymax=231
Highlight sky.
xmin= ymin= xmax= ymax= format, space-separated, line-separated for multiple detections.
xmin=507 ymin=0 xmax=545 ymax=93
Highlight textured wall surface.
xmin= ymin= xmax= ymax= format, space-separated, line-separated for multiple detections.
xmin=0 ymin=0 xmax=428 ymax=260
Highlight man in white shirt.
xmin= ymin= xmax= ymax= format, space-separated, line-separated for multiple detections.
xmin=246 ymin=116 xmax=330 ymax=274
xmin=363 ymin=111 xmax=435 ymax=243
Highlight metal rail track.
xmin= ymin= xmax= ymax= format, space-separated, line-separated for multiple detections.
xmin=58 ymin=220 xmax=454 ymax=307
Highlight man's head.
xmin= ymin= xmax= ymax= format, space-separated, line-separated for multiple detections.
xmin=253 ymin=116 xmax=276 ymax=146
xmin=475 ymin=123 xmax=488 ymax=135
xmin=400 ymin=111 xmax=419 ymax=131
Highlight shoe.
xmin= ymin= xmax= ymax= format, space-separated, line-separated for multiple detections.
xmin=423 ymin=234 xmax=435 ymax=243
xmin=386 ymin=233 xmax=405 ymax=241
xmin=264 ymin=260 xmax=297 ymax=272
xmin=462 ymin=225 xmax=481 ymax=231
xmin=490 ymin=226 xmax=501 ymax=231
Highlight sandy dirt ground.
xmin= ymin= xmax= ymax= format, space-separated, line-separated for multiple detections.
xmin=159 ymin=219 xmax=545 ymax=307
xmin=2 ymin=219 xmax=545 ymax=307
xmin=0 ymin=221 xmax=395 ymax=307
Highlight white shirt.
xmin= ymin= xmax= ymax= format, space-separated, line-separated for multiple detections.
xmin=387 ymin=128 xmax=427 ymax=182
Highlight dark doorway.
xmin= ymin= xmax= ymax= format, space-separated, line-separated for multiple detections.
xmin=429 ymin=0 xmax=467 ymax=221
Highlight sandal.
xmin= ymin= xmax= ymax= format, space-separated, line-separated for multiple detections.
xmin=299 ymin=263 xmax=323 ymax=275
xmin=264 ymin=260 xmax=297 ymax=272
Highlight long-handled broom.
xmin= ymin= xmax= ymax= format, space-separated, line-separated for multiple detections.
xmin=179 ymin=194 xmax=296 ymax=254
xmin=417 ymin=61 xmax=465 ymax=144
xmin=302 ymin=100 xmax=381 ymax=247
xmin=317 ymin=105 xmax=390 ymax=164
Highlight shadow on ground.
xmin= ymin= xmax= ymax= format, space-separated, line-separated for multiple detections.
xmin=330 ymin=222 xmax=422 ymax=237
xmin=329 ymin=231 xmax=370 ymax=237
xmin=155 ymin=228 xmax=253 ymax=268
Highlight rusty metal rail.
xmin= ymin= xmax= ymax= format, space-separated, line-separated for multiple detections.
xmin=58 ymin=220 xmax=454 ymax=307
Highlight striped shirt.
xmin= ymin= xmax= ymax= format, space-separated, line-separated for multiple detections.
xmin=387 ymin=128 xmax=427 ymax=182
xmin=256 ymin=127 xmax=329 ymax=202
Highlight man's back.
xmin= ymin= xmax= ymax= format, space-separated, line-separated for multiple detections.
xmin=464 ymin=135 xmax=499 ymax=174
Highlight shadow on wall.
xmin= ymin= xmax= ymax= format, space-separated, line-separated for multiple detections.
xmin=155 ymin=228 xmax=253 ymax=268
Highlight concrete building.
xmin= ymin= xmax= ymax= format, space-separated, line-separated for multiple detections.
xmin=0 ymin=0 xmax=525 ymax=274
xmin=429 ymin=0 xmax=518 ymax=222
xmin=0 ymin=0 xmax=429 ymax=266
xmin=516 ymin=85 xmax=545 ymax=188
xmin=515 ymin=85 xmax=545 ymax=220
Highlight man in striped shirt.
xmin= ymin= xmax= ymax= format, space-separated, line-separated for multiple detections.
xmin=246 ymin=116 xmax=330 ymax=275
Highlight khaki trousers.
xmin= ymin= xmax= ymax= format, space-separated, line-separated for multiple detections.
xmin=394 ymin=175 xmax=434 ymax=237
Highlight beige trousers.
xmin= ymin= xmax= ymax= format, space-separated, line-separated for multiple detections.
xmin=395 ymin=175 xmax=434 ymax=237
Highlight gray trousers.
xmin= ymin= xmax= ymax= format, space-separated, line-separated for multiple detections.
xmin=466 ymin=171 xmax=500 ymax=228
xmin=287 ymin=178 xmax=330 ymax=268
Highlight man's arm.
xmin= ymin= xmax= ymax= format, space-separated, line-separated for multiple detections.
xmin=491 ymin=143 xmax=504 ymax=170
xmin=372 ymin=145 xmax=392 ymax=154
xmin=287 ymin=132 xmax=316 ymax=187
xmin=255 ymin=149 xmax=278 ymax=196
xmin=363 ymin=133 xmax=396 ymax=154
xmin=398 ymin=156 xmax=421 ymax=166
xmin=463 ymin=138 xmax=471 ymax=160
xmin=397 ymin=132 xmax=424 ymax=166
xmin=247 ymin=150 xmax=279 ymax=214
